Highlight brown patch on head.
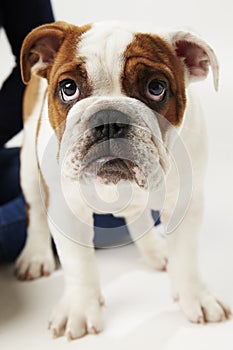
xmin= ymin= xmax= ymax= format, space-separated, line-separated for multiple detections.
xmin=47 ymin=40 xmax=92 ymax=141
xmin=121 ymin=33 xmax=186 ymax=126
xmin=20 ymin=21 xmax=92 ymax=141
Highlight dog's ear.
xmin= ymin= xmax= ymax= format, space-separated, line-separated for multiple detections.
xmin=169 ymin=31 xmax=219 ymax=90
xmin=21 ymin=21 xmax=71 ymax=84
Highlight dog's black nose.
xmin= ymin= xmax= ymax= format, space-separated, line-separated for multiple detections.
xmin=90 ymin=109 xmax=131 ymax=140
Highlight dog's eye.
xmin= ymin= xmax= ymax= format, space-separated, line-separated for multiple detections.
xmin=146 ymin=80 xmax=166 ymax=102
xmin=59 ymin=79 xmax=80 ymax=102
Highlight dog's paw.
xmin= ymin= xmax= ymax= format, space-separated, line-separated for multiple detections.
xmin=15 ymin=246 xmax=55 ymax=280
xmin=137 ymin=226 xmax=168 ymax=271
xmin=49 ymin=290 xmax=104 ymax=340
xmin=141 ymin=241 xmax=168 ymax=271
xmin=178 ymin=288 xmax=232 ymax=323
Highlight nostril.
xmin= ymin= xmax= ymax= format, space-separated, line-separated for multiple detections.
xmin=94 ymin=123 xmax=128 ymax=139
xmin=95 ymin=124 xmax=105 ymax=132
xmin=94 ymin=124 xmax=108 ymax=139
xmin=110 ymin=123 xmax=128 ymax=137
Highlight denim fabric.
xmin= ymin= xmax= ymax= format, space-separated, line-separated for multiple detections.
xmin=0 ymin=147 xmax=26 ymax=262
xmin=0 ymin=147 xmax=21 ymax=205
xmin=0 ymin=195 xmax=27 ymax=262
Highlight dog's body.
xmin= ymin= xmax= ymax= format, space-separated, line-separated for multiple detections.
xmin=16 ymin=21 xmax=230 ymax=339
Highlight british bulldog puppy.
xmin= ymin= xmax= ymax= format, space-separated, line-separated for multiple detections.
xmin=15 ymin=21 xmax=231 ymax=339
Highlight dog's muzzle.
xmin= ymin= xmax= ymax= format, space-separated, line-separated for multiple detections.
xmin=61 ymin=104 xmax=165 ymax=190
xmin=84 ymin=109 xmax=139 ymax=184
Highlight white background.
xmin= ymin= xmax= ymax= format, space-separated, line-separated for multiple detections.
xmin=0 ymin=0 xmax=233 ymax=349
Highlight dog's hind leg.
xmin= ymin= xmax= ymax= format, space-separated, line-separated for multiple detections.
xmin=126 ymin=210 xmax=168 ymax=271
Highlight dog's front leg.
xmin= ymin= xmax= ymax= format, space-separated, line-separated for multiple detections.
xmin=166 ymin=190 xmax=231 ymax=323
xmin=47 ymin=199 xmax=103 ymax=340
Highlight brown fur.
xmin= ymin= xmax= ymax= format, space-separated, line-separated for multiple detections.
xmin=23 ymin=76 xmax=41 ymax=122
xmin=21 ymin=22 xmax=92 ymax=142
xmin=48 ymin=61 xmax=92 ymax=142
xmin=121 ymin=33 xmax=186 ymax=126
xmin=46 ymin=23 xmax=92 ymax=141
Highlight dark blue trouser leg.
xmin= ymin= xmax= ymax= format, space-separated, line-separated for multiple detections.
xmin=0 ymin=195 xmax=27 ymax=262
xmin=0 ymin=148 xmax=27 ymax=262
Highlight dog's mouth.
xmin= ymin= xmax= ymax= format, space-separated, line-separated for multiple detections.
xmin=82 ymin=156 xmax=147 ymax=187
xmin=61 ymin=128 xmax=164 ymax=190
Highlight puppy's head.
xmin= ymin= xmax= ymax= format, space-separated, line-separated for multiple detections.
xmin=21 ymin=21 xmax=218 ymax=190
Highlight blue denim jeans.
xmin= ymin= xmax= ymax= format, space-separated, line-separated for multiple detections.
xmin=0 ymin=147 xmax=160 ymax=262
xmin=0 ymin=148 xmax=27 ymax=261
xmin=0 ymin=194 xmax=27 ymax=262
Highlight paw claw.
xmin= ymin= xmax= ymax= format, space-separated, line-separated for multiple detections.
xmin=52 ymin=328 xmax=58 ymax=338
xmin=67 ymin=331 xmax=73 ymax=342
xmin=220 ymin=314 xmax=226 ymax=322
xmin=217 ymin=299 xmax=232 ymax=320
xmin=197 ymin=315 xmax=204 ymax=324
xmin=89 ymin=326 xmax=98 ymax=334
xmin=99 ymin=296 xmax=105 ymax=307
xmin=173 ymin=294 xmax=179 ymax=303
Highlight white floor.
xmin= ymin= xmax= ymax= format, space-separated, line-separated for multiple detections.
xmin=1 ymin=0 xmax=233 ymax=349
xmin=0 ymin=239 xmax=233 ymax=350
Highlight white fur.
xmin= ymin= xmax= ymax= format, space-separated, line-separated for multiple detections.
xmin=16 ymin=22 xmax=231 ymax=339
xmin=78 ymin=22 xmax=134 ymax=96
xmin=16 ymin=79 xmax=55 ymax=280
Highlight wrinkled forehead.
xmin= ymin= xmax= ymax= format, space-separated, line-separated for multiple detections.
xmin=77 ymin=22 xmax=174 ymax=55
xmin=78 ymin=22 xmax=135 ymax=63
xmin=77 ymin=23 xmax=135 ymax=93
xmin=75 ymin=23 xmax=179 ymax=91
xmin=52 ymin=22 xmax=180 ymax=91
